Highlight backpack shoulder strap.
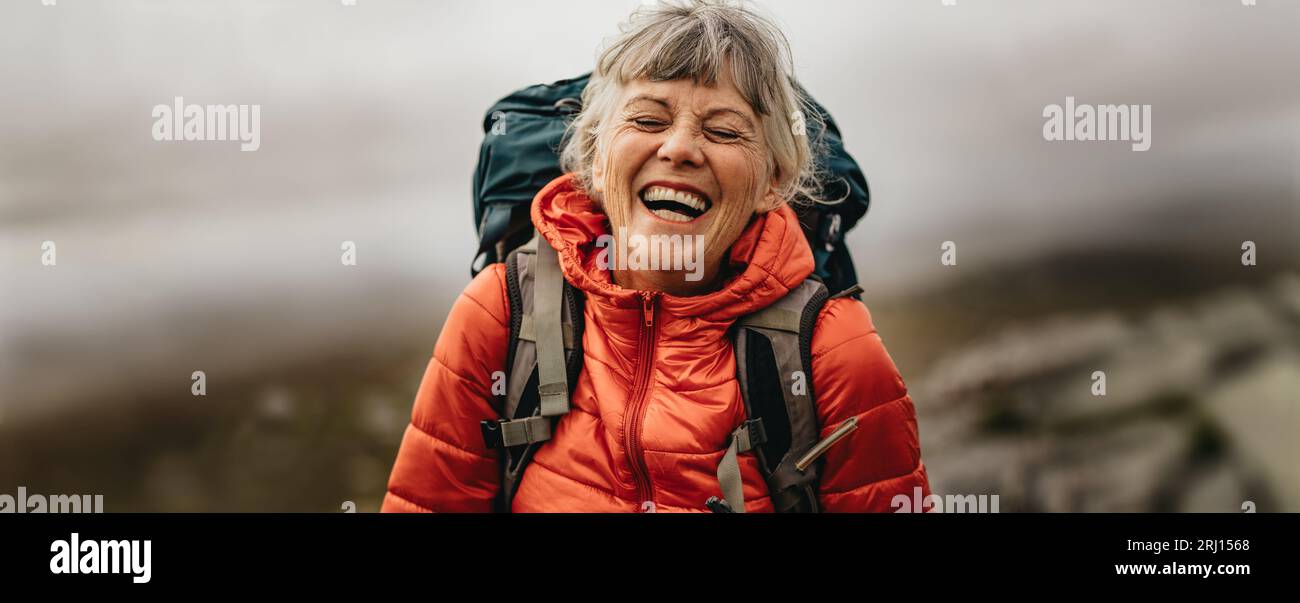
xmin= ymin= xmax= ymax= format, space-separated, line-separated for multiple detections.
xmin=478 ymin=233 xmax=584 ymax=511
xmin=717 ymin=278 xmax=832 ymax=513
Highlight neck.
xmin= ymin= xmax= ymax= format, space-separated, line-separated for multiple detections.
xmin=612 ymin=262 xmax=727 ymax=297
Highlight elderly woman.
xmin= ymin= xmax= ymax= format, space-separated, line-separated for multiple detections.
xmin=383 ymin=0 xmax=929 ymax=513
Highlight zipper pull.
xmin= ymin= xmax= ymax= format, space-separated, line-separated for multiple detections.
xmin=642 ymin=292 xmax=656 ymax=327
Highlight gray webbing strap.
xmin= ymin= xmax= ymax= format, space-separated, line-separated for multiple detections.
xmin=497 ymin=415 xmax=553 ymax=447
xmin=532 ymin=239 xmax=570 ymax=417
xmin=716 ymin=423 xmax=759 ymax=514
xmin=735 ymin=308 xmax=801 ymax=333
xmin=518 ymin=315 xmax=575 ymax=348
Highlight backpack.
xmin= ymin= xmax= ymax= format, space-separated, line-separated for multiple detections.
xmin=471 ymin=74 xmax=870 ymax=512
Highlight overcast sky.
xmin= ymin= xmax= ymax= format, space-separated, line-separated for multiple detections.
xmin=1 ymin=0 xmax=1297 ymax=420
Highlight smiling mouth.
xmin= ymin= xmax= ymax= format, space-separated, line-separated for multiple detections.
xmin=638 ymin=185 xmax=713 ymax=223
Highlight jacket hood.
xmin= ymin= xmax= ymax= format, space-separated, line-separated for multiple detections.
xmin=531 ymin=173 xmax=814 ymax=322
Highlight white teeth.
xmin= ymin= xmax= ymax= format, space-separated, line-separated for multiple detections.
xmin=651 ymin=208 xmax=691 ymax=222
xmin=641 ymin=186 xmax=707 ymax=213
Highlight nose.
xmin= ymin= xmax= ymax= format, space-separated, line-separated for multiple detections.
xmin=657 ymin=125 xmax=704 ymax=168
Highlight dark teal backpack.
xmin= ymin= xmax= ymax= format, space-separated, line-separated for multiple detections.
xmin=470 ymin=73 xmax=871 ymax=296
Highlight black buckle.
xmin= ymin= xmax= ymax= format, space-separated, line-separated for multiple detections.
xmin=744 ymin=418 xmax=768 ymax=448
xmin=705 ymin=496 xmax=734 ymax=513
xmin=480 ymin=420 xmax=504 ymax=449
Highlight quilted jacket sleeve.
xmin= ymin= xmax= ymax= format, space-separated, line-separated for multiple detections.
xmin=811 ymin=296 xmax=931 ymax=512
xmin=381 ymin=263 xmax=510 ymax=512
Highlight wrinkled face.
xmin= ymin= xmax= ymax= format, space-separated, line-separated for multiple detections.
xmin=591 ymin=68 xmax=781 ymax=293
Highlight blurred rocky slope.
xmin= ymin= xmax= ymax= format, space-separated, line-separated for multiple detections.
xmin=913 ymin=272 xmax=1300 ymax=512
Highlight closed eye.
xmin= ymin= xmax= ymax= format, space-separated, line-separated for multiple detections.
xmin=706 ymin=128 xmax=741 ymax=141
xmin=633 ymin=118 xmax=668 ymax=130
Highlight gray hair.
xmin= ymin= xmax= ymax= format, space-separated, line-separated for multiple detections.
xmin=559 ymin=0 xmax=827 ymax=207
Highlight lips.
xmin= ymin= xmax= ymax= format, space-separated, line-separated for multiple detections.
xmin=637 ymin=183 xmax=713 ymax=223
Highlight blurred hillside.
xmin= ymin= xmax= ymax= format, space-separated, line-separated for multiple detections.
xmin=909 ymin=266 xmax=1300 ymax=512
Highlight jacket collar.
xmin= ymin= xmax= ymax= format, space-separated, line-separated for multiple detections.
xmin=530 ymin=174 xmax=814 ymax=322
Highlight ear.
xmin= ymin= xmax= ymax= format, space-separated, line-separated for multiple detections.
xmin=755 ymin=173 xmax=783 ymax=213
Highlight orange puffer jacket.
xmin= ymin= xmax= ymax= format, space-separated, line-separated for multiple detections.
xmin=382 ymin=174 xmax=930 ymax=512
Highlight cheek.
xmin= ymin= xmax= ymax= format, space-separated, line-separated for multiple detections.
xmin=598 ymin=130 xmax=656 ymax=227
xmin=699 ymin=149 xmax=769 ymax=257
xmin=605 ymin=129 xmax=656 ymax=174
xmin=713 ymin=148 xmax=767 ymax=202
xmin=708 ymin=152 xmax=766 ymax=217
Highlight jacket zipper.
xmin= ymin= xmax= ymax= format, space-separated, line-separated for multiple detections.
xmin=625 ymin=291 xmax=658 ymax=511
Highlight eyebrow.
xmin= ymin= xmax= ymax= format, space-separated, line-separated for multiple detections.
xmin=624 ymin=94 xmax=755 ymax=129
xmin=624 ymin=94 xmax=672 ymax=110
xmin=703 ymin=107 xmax=755 ymax=129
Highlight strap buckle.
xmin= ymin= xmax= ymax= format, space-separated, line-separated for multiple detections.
xmin=480 ymin=416 xmax=553 ymax=449
xmin=480 ymin=420 xmax=505 ymax=448
xmin=735 ymin=418 xmax=767 ymax=453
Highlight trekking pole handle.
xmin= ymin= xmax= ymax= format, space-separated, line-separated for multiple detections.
xmin=795 ymin=416 xmax=859 ymax=472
